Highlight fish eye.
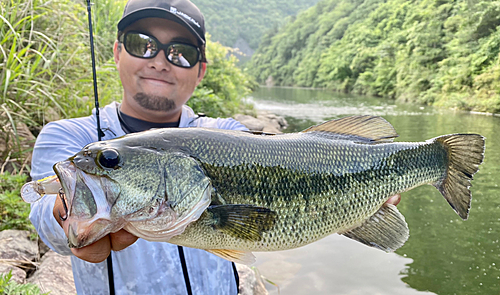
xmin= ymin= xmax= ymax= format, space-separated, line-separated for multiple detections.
xmin=97 ymin=149 xmax=121 ymax=169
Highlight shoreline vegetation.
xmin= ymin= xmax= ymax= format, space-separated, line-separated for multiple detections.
xmin=247 ymin=0 xmax=500 ymax=115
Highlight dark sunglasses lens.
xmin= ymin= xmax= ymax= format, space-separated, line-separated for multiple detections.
xmin=125 ymin=33 xmax=158 ymax=58
xmin=166 ymin=44 xmax=199 ymax=68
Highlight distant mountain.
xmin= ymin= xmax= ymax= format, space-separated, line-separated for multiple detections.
xmin=192 ymin=0 xmax=320 ymax=54
xmin=247 ymin=0 xmax=500 ymax=113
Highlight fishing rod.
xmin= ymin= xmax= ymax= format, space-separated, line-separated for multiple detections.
xmin=85 ymin=0 xmax=113 ymax=294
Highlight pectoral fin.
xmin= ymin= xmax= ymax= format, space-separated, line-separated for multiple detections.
xmin=206 ymin=249 xmax=256 ymax=265
xmin=342 ymin=204 xmax=409 ymax=252
xmin=207 ymin=204 xmax=276 ymax=241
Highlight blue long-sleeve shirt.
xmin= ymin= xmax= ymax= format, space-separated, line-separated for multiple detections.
xmin=29 ymin=102 xmax=247 ymax=294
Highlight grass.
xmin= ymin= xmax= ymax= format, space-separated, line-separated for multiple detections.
xmin=0 ymin=172 xmax=32 ymax=232
xmin=0 ymin=0 xmax=125 ymax=232
xmin=0 ymin=271 xmax=48 ymax=295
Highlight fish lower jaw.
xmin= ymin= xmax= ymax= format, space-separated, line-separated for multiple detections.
xmin=66 ymin=217 xmax=126 ymax=248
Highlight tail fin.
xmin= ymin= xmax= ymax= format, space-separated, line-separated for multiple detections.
xmin=433 ymin=134 xmax=485 ymax=220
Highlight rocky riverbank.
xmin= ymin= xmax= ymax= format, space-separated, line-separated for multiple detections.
xmin=0 ymin=230 xmax=75 ymax=294
xmin=0 ymin=229 xmax=269 ymax=294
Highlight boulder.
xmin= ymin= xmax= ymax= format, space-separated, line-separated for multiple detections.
xmin=236 ymin=263 xmax=268 ymax=295
xmin=38 ymin=239 xmax=50 ymax=257
xmin=233 ymin=114 xmax=266 ymax=131
xmin=0 ymin=122 xmax=36 ymax=170
xmin=234 ymin=111 xmax=288 ymax=134
xmin=0 ymin=230 xmax=37 ymax=261
xmin=257 ymin=111 xmax=288 ymax=130
xmin=0 ymin=264 xmax=26 ymax=284
xmin=43 ymin=107 xmax=61 ymax=123
xmin=27 ymin=250 xmax=75 ymax=295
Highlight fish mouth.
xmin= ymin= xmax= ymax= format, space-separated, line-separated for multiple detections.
xmin=54 ymin=160 xmax=124 ymax=248
xmin=53 ymin=161 xmax=77 ymax=207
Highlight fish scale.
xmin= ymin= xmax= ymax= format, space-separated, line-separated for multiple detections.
xmin=167 ymin=129 xmax=447 ymax=252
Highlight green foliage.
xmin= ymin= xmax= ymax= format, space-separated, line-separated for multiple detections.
xmin=192 ymin=0 xmax=320 ymax=50
xmin=0 ymin=172 xmax=32 ymax=231
xmin=0 ymin=271 xmax=47 ymax=295
xmin=0 ymin=0 xmax=124 ymax=160
xmin=189 ymin=37 xmax=256 ymax=117
xmin=247 ymin=0 xmax=500 ymax=113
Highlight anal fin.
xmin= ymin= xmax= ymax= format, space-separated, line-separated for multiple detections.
xmin=206 ymin=249 xmax=256 ymax=265
xmin=342 ymin=204 xmax=409 ymax=252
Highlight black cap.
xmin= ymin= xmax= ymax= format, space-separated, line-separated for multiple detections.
xmin=118 ymin=0 xmax=206 ymax=45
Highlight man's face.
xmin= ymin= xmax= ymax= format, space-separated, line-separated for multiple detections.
xmin=114 ymin=18 xmax=205 ymax=122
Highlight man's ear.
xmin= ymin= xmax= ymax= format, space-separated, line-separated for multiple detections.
xmin=113 ymin=41 xmax=121 ymax=69
xmin=196 ymin=62 xmax=207 ymax=85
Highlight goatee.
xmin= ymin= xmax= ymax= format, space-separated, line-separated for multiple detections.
xmin=133 ymin=92 xmax=176 ymax=111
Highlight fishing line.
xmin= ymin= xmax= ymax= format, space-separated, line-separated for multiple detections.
xmin=85 ymin=1 xmax=113 ymax=294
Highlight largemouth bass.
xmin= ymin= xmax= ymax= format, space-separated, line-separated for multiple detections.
xmin=22 ymin=116 xmax=485 ymax=264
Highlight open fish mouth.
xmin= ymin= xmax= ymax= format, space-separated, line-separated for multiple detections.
xmin=53 ymin=160 xmax=125 ymax=248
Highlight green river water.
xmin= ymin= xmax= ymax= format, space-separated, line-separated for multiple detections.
xmin=249 ymin=87 xmax=500 ymax=295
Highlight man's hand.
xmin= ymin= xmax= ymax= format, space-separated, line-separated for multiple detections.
xmin=385 ymin=194 xmax=401 ymax=206
xmin=53 ymin=195 xmax=138 ymax=263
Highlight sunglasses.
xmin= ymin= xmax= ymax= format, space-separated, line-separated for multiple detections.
xmin=119 ymin=31 xmax=201 ymax=68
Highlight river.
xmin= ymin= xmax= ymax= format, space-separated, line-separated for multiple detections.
xmin=248 ymin=87 xmax=500 ymax=295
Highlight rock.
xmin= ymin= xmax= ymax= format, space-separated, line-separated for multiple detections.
xmin=0 ymin=230 xmax=37 ymax=261
xmin=0 ymin=264 xmax=26 ymax=284
xmin=44 ymin=107 xmax=61 ymax=123
xmin=262 ymin=125 xmax=281 ymax=134
xmin=27 ymin=250 xmax=75 ymax=295
xmin=38 ymin=239 xmax=50 ymax=257
xmin=265 ymin=76 xmax=274 ymax=87
xmin=15 ymin=122 xmax=36 ymax=144
xmin=0 ymin=134 xmax=6 ymax=155
xmin=234 ymin=111 xmax=288 ymax=134
xmin=256 ymin=111 xmax=288 ymax=130
xmin=233 ymin=114 xmax=266 ymax=131
xmin=0 ymin=122 xmax=35 ymax=170
xmin=236 ymin=263 xmax=268 ymax=295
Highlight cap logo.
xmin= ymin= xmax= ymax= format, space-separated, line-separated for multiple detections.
xmin=170 ymin=6 xmax=201 ymax=28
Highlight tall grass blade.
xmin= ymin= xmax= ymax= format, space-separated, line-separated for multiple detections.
xmin=3 ymin=70 xmax=11 ymax=99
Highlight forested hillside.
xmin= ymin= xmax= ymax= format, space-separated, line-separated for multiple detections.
xmin=247 ymin=0 xmax=500 ymax=113
xmin=192 ymin=0 xmax=320 ymax=52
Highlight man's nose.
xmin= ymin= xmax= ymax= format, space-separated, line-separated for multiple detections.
xmin=148 ymin=49 xmax=171 ymax=71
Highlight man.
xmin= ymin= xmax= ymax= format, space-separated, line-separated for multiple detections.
xmin=29 ymin=0 xmax=401 ymax=294
xmin=30 ymin=0 xmax=246 ymax=294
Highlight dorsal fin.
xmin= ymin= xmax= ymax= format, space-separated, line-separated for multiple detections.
xmin=242 ymin=130 xmax=277 ymax=136
xmin=302 ymin=115 xmax=398 ymax=142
